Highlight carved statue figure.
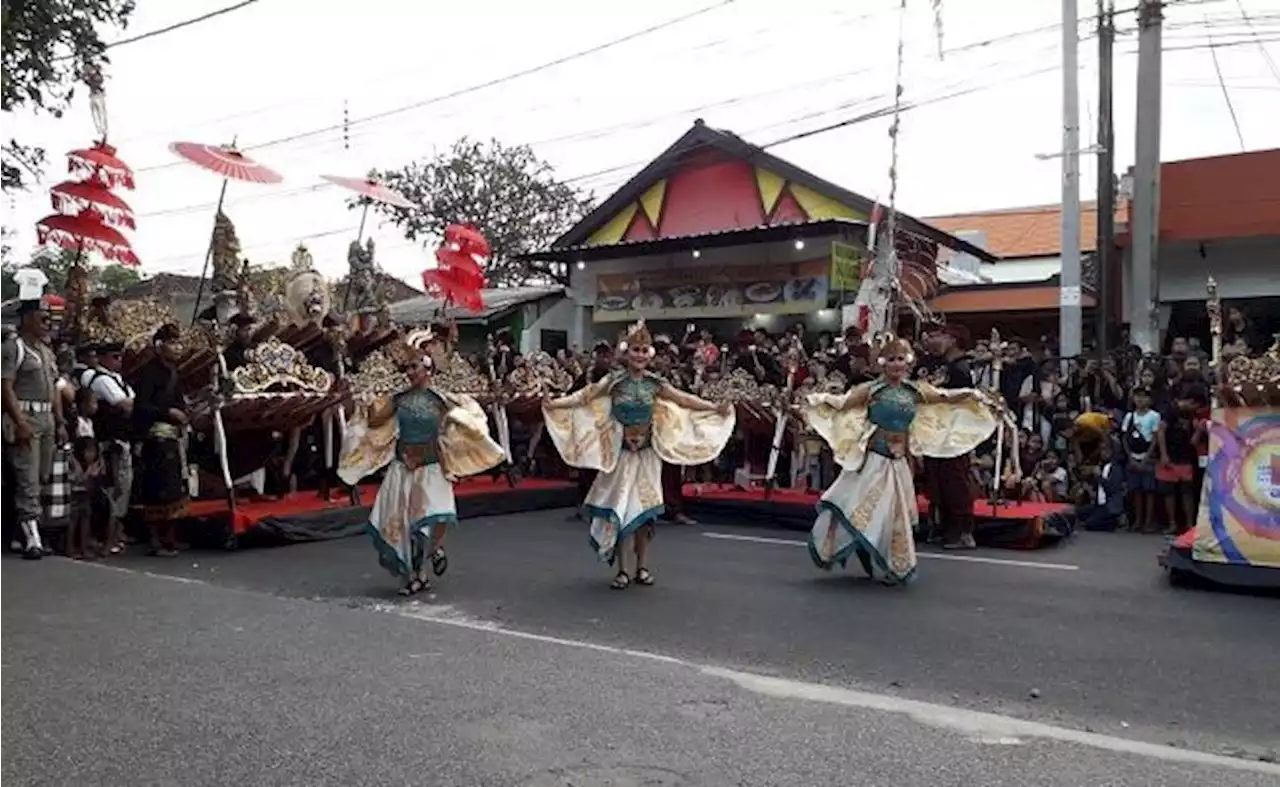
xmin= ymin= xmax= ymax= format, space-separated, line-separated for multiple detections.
xmin=345 ymin=238 xmax=380 ymax=315
xmin=209 ymin=211 xmax=243 ymax=295
xmin=283 ymin=242 xmax=332 ymax=328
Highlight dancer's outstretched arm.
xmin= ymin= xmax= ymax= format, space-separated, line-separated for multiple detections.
xmin=658 ymin=381 xmax=731 ymax=415
xmin=366 ymin=396 xmax=397 ymax=428
xmin=809 ymin=381 xmax=873 ymax=412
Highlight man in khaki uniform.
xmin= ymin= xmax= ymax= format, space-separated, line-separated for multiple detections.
xmin=2 ymin=299 xmax=67 ymax=559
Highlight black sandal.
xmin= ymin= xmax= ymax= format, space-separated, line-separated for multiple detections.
xmin=611 ymin=571 xmax=631 ymax=590
xmin=429 ymin=548 xmax=448 ymax=577
xmin=634 ymin=567 xmax=655 ymax=586
xmin=398 ymin=578 xmax=429 ymax=596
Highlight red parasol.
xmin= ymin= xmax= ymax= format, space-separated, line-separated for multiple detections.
xmin=444 ymin=223 xmax=491 ymax=259
xmin=169 ymin=141 xmax=283 ymax=184
xmin=50 ymin=176 xmax=136 ymax=229
xmin=67 ymin=142 xmax=135 ymax=190
xmin=423 ymin=267 xmax=485 ymax=313
xmin=320 ymin=174 xmax=415 ymax=209
xmin=435 ymin=247 xmax=485 ymax=289
xmin=37 ymin=209 xmax=139 ymax=266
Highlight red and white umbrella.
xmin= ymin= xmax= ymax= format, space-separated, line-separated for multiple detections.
xmin=67 ymin=142 xmax=135 ymax=190
xmin=435 ymin=246 xmax=485 ymax=289
xmin=37 ymin=209 xmax=139 ymax=266
xmin=169 ymin=140 xmax=283 ymax=324
xmin=423 ymin=267 xmax=485 ymax=313
xmin=50 ymin=176 xmax=136 ymax=229
xmin=169 ymin=141 xmax=283 ymax=184
xmin=320 ymin=174 xmax=415 ymax=209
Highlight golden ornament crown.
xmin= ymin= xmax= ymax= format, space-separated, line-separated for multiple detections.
xmin=619 ymin=318 xmax=652 ymax=349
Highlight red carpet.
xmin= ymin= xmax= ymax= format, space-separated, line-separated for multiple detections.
xmin=681 ymin=484 xmax=1070 ymax=520
xmin=186 ymin=477 xmax=575 ymax=536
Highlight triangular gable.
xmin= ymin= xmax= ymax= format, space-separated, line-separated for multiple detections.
xmin=555 ymin=121 xmax=999 ymax=263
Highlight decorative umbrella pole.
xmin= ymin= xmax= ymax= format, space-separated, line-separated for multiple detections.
xmin=320 ymin=173 xmax=415 ymax=319
xmin=169 ymin=140 xmax=282 ymax=325
xmin=36 ymin=67 xmax=139 ymax=342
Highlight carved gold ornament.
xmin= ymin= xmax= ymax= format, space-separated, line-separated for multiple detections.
xmin=1223 ymin=336 xmax=1280 ymax=406
xmin=508 ymin=351 xmax=573 ymax=398
xmin=433 ymin=351 xmax=491 ymax=399
xmin=346 ymin=349 xmax=409 ymax=402
xmin=230 ymin=336 xmax=333 ymax=394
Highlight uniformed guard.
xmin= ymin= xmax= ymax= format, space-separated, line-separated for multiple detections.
xmin=2 ymin=299 xmax=68 ymax=558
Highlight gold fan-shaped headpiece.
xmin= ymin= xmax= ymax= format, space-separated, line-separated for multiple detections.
xmin=618 ymin=318 xmax=652 ymax=350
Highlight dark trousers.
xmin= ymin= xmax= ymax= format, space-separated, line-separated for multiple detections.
xmin=923 ymin=455 xmax=975 ymax=541
xmin=577 ymin=469 xmax=597 ymax=503
xmin=661 ymin=463 xmax=684 ymax=517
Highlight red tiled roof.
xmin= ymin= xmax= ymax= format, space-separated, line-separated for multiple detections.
xmin=1158 ymin=148 xmax=1280 ymax=242
xmin=925 ymin=203 xmax=1103 ymax=259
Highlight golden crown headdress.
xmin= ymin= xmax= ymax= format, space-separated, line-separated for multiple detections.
xmin=618 ymin=318 xmax=652 ymax=350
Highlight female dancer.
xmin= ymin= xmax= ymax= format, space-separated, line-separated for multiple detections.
xmin=542 ymin=319 xmax=734 ymax=589
xmin=339 ymin=330 xmax=505 ymax=596
xmin=803 ymin=336 xmax=999 ymax=584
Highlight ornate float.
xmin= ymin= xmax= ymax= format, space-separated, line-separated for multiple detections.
xmin=1160 ymin=278 xmax=1280 ymax=589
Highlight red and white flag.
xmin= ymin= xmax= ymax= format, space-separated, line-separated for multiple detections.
xmin=866 ymin=200 xmax=885 ymax=255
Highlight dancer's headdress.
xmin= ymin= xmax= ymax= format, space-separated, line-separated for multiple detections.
xmin=874 ymin=332 xmax=915 ymax=366
xmin=388 ymin=325 xmax=437 ymax=370
xmin=617 ymin=318 xmax=653 ymax=354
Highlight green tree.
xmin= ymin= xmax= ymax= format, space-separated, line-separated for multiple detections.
xmin=1 ymin=249 xmax=140 ymax=299
xmin=96 ymin=261 xmax=141 ymax=294
xmin=1 ymin=0 xmax=136 ymax=192
xmin=356 ymin=138 xmax=596 ymax=287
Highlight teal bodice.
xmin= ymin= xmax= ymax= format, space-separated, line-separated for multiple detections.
xmin=868 ymin=382 xmax=919 ymax=433
xmin=610 ymin=373 xmax=661 ymax=427
xmin=395 ymin=388 xmax=444 ymax=448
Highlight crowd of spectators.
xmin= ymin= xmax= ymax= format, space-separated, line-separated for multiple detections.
xmin=526 ymin=304 xmax=1272 ymax=536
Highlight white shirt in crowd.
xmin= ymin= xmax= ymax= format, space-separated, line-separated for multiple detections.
xmin=80 ymin=366 xmax=135 ymax=407
xmin=1097 ymin=463 xmax=1114 ymax=506
xmin=76 ymin=416 xmax=95 ymax=439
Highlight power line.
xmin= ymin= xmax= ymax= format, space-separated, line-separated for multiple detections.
xmin=1234 ymin=0 xmax=1280 ymax=83
xmin=132 ymin=0 xmax=740 ymax=174
xmin=107 ymin=0 xmax=262 ymax=49
xmin=1203 ymin=13 xmax=1248 ymax=150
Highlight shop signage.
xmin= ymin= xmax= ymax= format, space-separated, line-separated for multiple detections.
xmin=594 ymin=260 xmax=830 ymax=323
xmin=830 ymin=241 xmax=864 ymax=291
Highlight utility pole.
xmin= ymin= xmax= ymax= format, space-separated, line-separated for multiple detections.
xmin=1060 ymin=0 xmax=1083 ymax=359
xmin=1131 ymin=0 xmax=1163 ymax=353
xmin=1096 ymin=0 xmax=1116 ymax=359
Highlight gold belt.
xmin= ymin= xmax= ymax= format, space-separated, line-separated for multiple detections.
xmin=150 ymin=422 xmax=182 ymax=440
xmin=398 ymin=441 xmax=440 ymax=470
xmin=622 ymin=423 xmax=651 ymax=452
xmin=871 ymin=429 xmax=909 ymax=458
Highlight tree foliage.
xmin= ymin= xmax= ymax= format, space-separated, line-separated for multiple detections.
xmin=1 ymin=247 xmax=140 ymax=300
xmin=357 ymin=138 xmax=596 ymax=287
xmin=1 ymin=0 xmax=136 ymax=192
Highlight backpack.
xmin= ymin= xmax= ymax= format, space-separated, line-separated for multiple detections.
xmin=1122 ymin=412 xmax=1151 ymax=455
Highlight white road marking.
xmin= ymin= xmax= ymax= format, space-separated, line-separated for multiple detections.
xmin=63 ymin=558 xmax=1280 ymax=775
xmin=700 ymin=531 xmax=1081 ymax=571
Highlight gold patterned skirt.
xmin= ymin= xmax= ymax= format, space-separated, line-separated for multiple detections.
xmin=808 ymin=452 xmax=918 ymax=584
xmin=585 ymin=445 xmax=665 ymax=564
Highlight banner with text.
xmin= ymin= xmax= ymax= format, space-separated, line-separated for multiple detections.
xmin=830 ymin=241 xmax=864 ymax=291
xmin=1193 ymin=406 xmax=1280 ymax=570
xmin=593 ymin=260 xmax=831 ymax=323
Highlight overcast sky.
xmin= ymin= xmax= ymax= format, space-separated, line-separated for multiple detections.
xmin=6 ymin=0 xmax=1279 ymax=285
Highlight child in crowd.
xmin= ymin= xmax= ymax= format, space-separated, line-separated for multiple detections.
xmin=1156 ymin=383 xmax=1206 ymax=535
xmin=1121 ymin=387 xmax=1160 ymax=532
xmin=65 ymin=436 xmax=105 ymax=559
xmin=73 ymin=385 xmax=97 ymax=439
xmin=1079 ymin=440 xmax=1126 ymax=531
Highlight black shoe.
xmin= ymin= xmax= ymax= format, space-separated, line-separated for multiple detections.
xmin=22 ymin=547 xmax=42 ymax=561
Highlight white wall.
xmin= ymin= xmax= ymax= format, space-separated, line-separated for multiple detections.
xmin=1156 ymin=235 xmax=1280 ymax=302
xmin=520 ymin=295 xmax=579 ymax=354
xmin=977 ymin=256 xmax=1062 ymax=284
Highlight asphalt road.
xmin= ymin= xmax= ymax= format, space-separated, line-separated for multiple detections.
xmin=4 ymin=509 xmax=1279 ymax=786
